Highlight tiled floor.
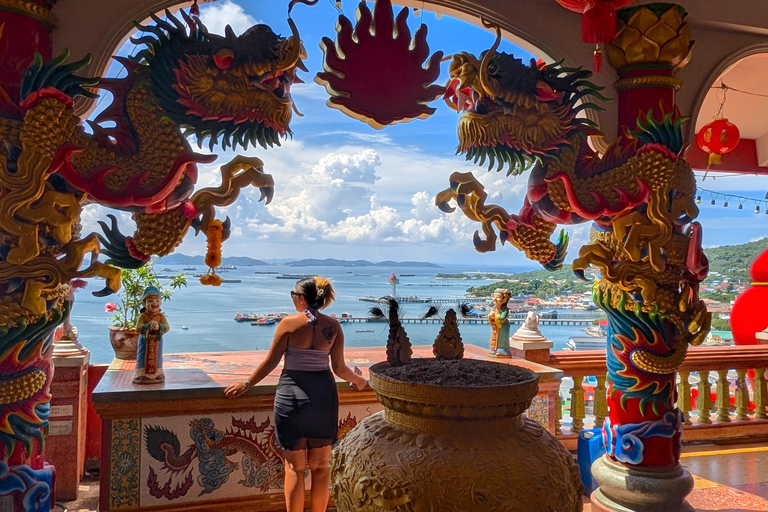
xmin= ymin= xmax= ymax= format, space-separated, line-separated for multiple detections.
xmin=61 ymin=443 xmax=768 ymax=511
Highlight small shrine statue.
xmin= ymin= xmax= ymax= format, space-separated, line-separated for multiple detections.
xmin=133 ymin=286 xmax=169 ymax=384
xmin=433 ymin=308 xmax=464 ymax=360
xmin=384 ymin=299 xmax=412 ymax=366
xmin=511 ymin=311 xmax=547 ymax=342
xmin=488 ymin=288 xmax=511 ymax=356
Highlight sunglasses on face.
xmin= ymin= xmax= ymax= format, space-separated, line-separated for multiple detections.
xmin=291 ymin=291 xmax=304 ymax=299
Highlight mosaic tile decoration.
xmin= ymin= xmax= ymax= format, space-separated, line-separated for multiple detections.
xmin=139 ymin=403 xmax=382 ymax=507
xmin=109 ymin=419 xmax=140 ymax=509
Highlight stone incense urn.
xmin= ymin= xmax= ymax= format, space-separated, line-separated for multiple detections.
xmin=330 ymin=359 xmax=583 ymax=512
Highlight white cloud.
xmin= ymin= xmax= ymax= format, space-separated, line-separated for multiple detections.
xmin=199 ymin=0 xmax=260 ymax=36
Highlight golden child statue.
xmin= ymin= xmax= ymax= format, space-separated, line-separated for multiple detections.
xmin=133 ymin=286 xmax=170 ymax=384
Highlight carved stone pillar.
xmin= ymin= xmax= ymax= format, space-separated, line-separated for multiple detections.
xmin=605 ymin=4 xmax=693 ymax=132
xmin=0 ymin=5 xmax=61 ymax=509
xmin=591 ymin=4 xmax=699 ymax=512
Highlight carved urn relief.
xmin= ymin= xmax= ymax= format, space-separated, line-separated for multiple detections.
xmin=330 ymin=359 xmax=583 ymax=511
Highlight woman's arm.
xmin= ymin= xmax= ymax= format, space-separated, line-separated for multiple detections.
xmin=330 ymin=325 xmax=367 ymax=390
xmin=224 ymin=320 xmax=291 ymax=398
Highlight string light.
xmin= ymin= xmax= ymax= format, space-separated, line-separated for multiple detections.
xmin=696 ymin=188 xmax=768 ymax=217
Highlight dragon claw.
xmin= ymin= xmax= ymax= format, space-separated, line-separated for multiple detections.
xmin=457 ymin=194 xmax=466 ymax=208
xmin=259 ymin=186 xmax=274 ymax=204
xmin=437 ymin=201 xmax=455 ymax=213
xmin=573 ymin=269 xmax=587 ymax=281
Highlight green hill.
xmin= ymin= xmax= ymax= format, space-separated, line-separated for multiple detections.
xmin=464 ymin=238 xmax=768 ymax=299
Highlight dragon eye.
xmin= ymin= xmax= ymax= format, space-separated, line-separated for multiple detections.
xmin=213 ymin=48 xmax=235 ymax=69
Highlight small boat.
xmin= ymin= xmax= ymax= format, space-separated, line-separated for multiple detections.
xmin=276 ymin=274 xmax=313 ymax=279
xmin=254 ymin=271 xmax=278 ymax=274
xmin=234 ymin=313 xmax=259 ymax=322
xmin=183 ymin=266 xmax=197 ymax=270
xmin=400 ymin=273 xmax=415 ymax=277
xmin=355 ymin=329 xmax=375 ymax=333
xmin=251 ymin=317 xmax=277 ymax=326
xmin=181 ymin=326 xmax=189 ymax=330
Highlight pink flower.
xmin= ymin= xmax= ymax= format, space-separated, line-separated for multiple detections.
xmin=105 ymin=302 xmax=117 ymax=313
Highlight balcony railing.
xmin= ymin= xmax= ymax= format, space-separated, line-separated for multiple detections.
xmin=547 ymin=345 xmax=768 ymax=450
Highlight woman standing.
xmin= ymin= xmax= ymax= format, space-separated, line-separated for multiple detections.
xmin=225 ymin=276 xmax=367 ymax=512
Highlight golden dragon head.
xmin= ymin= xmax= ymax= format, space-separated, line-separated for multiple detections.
xmin=136 ymin=10 xmax=306 ymax=150
xmin=444 ymin=23 xmax=607 ymax=175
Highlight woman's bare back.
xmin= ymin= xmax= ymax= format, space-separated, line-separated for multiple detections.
xmin=284 ymin=313 xmax=339 ymax=350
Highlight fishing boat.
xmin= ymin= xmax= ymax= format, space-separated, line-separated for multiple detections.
xmin=355 ymin=329 xmax=375 ymax=333
xmin=183 ymin=266 xmax=196 ymax=270
xmin=181 ymin=326 xmax=189 ymax=330
xmin=234 ymin=312 xmax=259 ymax=322
xmin=251 ymin=317 xmax=277 ymax=326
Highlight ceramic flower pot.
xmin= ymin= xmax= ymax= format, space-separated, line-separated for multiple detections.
xmin=330 ymin=359 xmax=583 ymax=512
xmin=108 ymin=326 xmax=139 ymax=360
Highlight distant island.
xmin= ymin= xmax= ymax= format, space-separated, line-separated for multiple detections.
xmin=286 ymin=258 xmax=440 ymax=268
xmin=157 ymin=254 xmax=268 ymax=266
xmin=157 ymin=254 xmax=439 ymax=268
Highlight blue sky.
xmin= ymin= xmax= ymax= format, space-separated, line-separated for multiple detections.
xmin=79 ymin=0 xmax=768 ymax=266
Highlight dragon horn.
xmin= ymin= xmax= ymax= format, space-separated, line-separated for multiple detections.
xmin=479 ymin=18 xmax=501 ymax=97
xmin=275 ymin=17 xmax=303 ymax=72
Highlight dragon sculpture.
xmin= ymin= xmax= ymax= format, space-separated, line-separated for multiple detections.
xmin=435 ymin=25 xmax=710 ymax=415
xmin=0 ymin=9 xmax=303 ymax=471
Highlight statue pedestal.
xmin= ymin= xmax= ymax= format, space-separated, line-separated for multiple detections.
xmin=48 ymin=336 xmax=90 ymax=501
xmin=510 ymin=338 xmax=554 ymax=364
xmin=757 ymin=330 xmax=768 ymax=344
xmin=509 ymin=314 xmax=552 ymax=363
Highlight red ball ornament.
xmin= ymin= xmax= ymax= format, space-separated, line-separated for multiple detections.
xmin=696 ymin=118 xmax=741 ymax=167
xmin=731 ymin=248 xmax=768 ymax=345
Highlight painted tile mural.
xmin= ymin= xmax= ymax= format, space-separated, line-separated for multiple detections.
xmin=138 ymin=403 xmax=382 ymax=507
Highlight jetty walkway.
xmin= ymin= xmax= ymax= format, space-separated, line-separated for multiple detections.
xmin=339 ymin=313 xmax=602 ymax=326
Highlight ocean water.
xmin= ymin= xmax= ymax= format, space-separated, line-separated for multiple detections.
xmin=68 ymin=265 xmax=602 ymax=364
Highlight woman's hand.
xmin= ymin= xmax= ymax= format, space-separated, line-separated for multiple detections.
xmin=225 ymin=380 xmax=250 ymax=399
xmin=350 ymin=375 xmax=368 ymax=391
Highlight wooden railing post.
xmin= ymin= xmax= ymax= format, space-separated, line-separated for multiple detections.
xmin=715 ymin=369 xmax=731 ymax=422
xmin=594 ymin=374 xmax=607 ymax=429
xmin=570 ymin=375 xmax=585 ymax=433
xmin=755 ymin=368 xmax=768 ymax=420
xmin=677 ymin=371 xmax=692 ymax=425
xmin=697 ymin=370 xmax=712 ymax=424
xmin=735 ymin=369 xmax=750 ymax=421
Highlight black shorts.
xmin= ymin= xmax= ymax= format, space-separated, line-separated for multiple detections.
xmin=274 ymin=369 xmax=338 ymax=451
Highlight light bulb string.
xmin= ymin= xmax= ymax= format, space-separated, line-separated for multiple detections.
xmin=696 ymin=187 xmax=768 ymax=213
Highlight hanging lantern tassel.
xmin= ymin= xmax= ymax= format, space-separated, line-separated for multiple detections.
xmin=190 ymin=0 xmax=200 ymax=17
xmin=593 ymin=44 xmax=603 ymax=73
xmin=201 ymin=219 xmax=223 ymax=286
xmin=555 ymin=0 xmax=636 ymax=73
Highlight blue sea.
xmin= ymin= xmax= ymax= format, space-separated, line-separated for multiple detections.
xmin=69 ymin=265 xmax=602 ymax=364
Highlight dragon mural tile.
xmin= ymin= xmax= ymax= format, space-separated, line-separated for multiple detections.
xmin=0 ymin=8 xmax=305 ymax=477
xmin=436 ymin=24 xmax=710 ymax=464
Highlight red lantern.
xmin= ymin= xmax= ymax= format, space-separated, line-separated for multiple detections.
xmin=555 ymin=0 xmax=637 ymax=72
xmin=731 ymin=248 xmax=768 ymax=346
xmin=696 ymin=118 xmax=741 ymax=167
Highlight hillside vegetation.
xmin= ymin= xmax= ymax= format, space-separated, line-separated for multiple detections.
xmin=464 ymin=238 xmax=768 ymax=299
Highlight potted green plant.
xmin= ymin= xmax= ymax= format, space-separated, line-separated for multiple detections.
xmin=105 ymin=262 xmax=187 ymax=359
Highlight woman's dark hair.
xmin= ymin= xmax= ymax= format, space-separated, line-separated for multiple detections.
xmin=296 ymin=276 xmax=335 ymax=310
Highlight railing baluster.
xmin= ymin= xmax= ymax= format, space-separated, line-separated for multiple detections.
xmin=697 ymin=370 xmax=712 ymax=424
xmin=594 ymin=374 xmax=607 ymax=429
xmin=755 ymin=369 xmax=768 ymax=420
xmin=715 ymin=369 xmax=731 ymax=422
xmin=735 ymin=369 xmax=750 ymax=421
xmin=570 ymin=375 xmax=585 ymax=433
xmin=555 ymin=392 xmax=562 ymax=435
xmin=677 ymin=371 xmax=692 ymax=425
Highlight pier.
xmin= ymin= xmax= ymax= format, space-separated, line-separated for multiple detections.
xmin=339 ymin=314 xmax=601 ymax=326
